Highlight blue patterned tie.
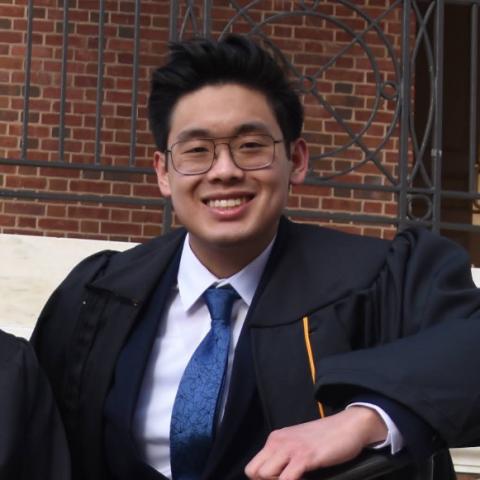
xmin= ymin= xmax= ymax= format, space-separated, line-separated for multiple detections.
xmin=170 ymin=285 xmax=239 ymax=479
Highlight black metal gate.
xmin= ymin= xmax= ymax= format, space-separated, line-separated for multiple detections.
xmin=0 ymin=0 xmax=479 ymax=245
xmin=168 ymin=0 xmax=480 ymax=234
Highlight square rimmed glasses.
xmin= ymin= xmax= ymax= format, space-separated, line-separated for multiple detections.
xmin=166 ymin=133 xmax=284 ymax=175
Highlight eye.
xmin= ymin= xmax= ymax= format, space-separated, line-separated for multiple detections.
xmin=239 ymin=141 xmax=263 ymax=149
xmin=177 ymin=140 xmax=212 ymax=155
xmin=236 ymin=135 xmax=269 ymax=150
xmin=184 ymin=146 xmax=210 ymax=154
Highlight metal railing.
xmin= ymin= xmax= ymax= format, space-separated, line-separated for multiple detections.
xmin=0 ymin=0 xmax=479 ymax=235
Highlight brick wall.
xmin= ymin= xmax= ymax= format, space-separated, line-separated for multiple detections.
xmin=0 ymin=0 xmax=404 ymax=241
xmin=0 ymin=0 xmax=168 ymax=240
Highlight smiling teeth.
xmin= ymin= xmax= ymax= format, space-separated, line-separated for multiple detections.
xmin=208 ymin=198 xmax=245 ymax=208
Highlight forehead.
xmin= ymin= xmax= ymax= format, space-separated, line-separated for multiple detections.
xmin=168 ymin=83 xmax=281 ymax=141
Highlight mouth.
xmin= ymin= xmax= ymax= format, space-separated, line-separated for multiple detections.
xmin=205 ymin=196 xmax=252 ymax=209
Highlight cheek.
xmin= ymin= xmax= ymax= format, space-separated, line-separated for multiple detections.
xmin=168 ymin=179 xmax=197 ymax=206
xmin=268 ymin=169 xmax=291 ymax=195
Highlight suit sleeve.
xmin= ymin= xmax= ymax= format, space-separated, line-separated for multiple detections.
xmin=0 ymin=331 xmax=71 ymax=480
xmin=314 ymin=227 xmax=480 ymax=448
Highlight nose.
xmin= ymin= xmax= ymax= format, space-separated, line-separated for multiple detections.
xmin=207 ymin=142 xmax=244 ymax=180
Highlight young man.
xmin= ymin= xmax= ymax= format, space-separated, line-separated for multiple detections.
xmin=0 ymin=329 xmax=70 ymax=479
xmin=32 ymin=35 xmax=480 ymax=480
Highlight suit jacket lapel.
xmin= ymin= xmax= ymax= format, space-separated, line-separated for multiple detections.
xmin=66 ymin=229 xmax=186 ymax=479
xmin=104 ymin=247 xmax=181 ymax=432
xmin=103 ymin=248 xmax=182 ymax=479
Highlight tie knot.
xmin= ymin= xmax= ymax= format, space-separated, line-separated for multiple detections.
xmin=202 ymin=285 xmax=239 ymax=325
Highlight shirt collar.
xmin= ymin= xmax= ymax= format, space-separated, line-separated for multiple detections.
xmin=177 ymin=234 xmax=274 ymax=312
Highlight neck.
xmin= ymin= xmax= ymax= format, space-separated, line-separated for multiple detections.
xmin=188 ymin=235 xmax=275 ymax=278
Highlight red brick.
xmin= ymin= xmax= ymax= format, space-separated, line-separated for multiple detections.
xmin=133 ymin=184 xmax=161 ymax=197
xmin=48 ymin=178 xmax=68 ymax=192
xmin=68 ymin=206 xmax=109 ymax=220
xmin=287 ymin=195 xmax=299 ymax=208
xmin=0 ymin=214 xmax=15 ymax=226
xmin=0 ymin=136 xmax=18 ymax=148
xmin=46 ymin=205 xmax=67 ymax=217
xmin=111 ymin=209 xmax=131 ymax=222
xmin=40 ymin=167 xmax=80 ymax=178
xmin=0 ymin=6 xmax=26 ymax=18
xmin=131 ymin=210 xmax=162 ymax=224
xmin=103 ymin=171 xmax=143 ymax=182
xmin=81 ymin=171 xmax=102 ymax=180
xmin=80 ymin=220 xmax=100 ymax=233
xmin=101 ymin=221 xmax=141 ymax=235
xmin=322 ymin=198 xmax=362 ymax=212
xmin=112 ymin=183 xmax=132 ymax=195
xmin=17 ymin=216 xmax=37 ymax=228
xmin=74 ymin=75 xmax=100 ymax=88
xmin=0 ymin=110 xmax=19 ymax=121
xmin=72 ymin=102 xmax=97 ymax=115
xmin=39 ymin=218 xmax=79 ymax=231
xmin=385 ymin=204 xmax=397 ymax=215
xmin=3 ymin=201 xmax=46 ymax=216
xmin=0 ymin=31 xmax=23 ymax=43
xmin=364 ymin=202 xmax=383 ymax=214
xmin=291 ymin=184 xmax=332 ymax=196
xmin=5 ymin=176 xmax=47 ymax=189
xmin=70 ymin=180 xmax=111 ymax=194
xmin=16 ymin=168 xmax=38 ymax=180
xmin=300 ymin=196 xmax=320 ymax=209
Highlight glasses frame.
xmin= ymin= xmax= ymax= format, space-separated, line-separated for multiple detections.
xmin=165 ymin=133 xmax=284 ymax=176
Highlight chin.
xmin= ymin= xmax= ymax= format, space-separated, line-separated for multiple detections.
xmin=209 ymin=234 xmax=251 ymax=249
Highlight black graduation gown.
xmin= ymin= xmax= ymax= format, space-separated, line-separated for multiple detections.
xmin=31 ymin=218 xmax=480 ymax=479
xmin=0 ymin=329 xmax=71 ymax=479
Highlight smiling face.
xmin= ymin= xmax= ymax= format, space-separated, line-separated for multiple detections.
xmin=154 ymin=83 xmax=308 ymax=276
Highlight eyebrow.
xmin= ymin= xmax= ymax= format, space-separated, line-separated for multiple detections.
xmin=174 ymin=122 xmax=273 ymax=143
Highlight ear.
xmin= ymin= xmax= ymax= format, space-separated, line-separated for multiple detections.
xmin=289 ymin=138 xmax=309 ymax=185
xmin=153 ymin=151 xmax=171 ymax=197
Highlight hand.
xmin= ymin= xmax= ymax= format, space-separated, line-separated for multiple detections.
xmin=244 ymin=406 xmax=388 ymax=480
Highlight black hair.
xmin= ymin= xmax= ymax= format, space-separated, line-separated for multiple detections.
xmin=148 ymin=34 xmax=303 ymax=152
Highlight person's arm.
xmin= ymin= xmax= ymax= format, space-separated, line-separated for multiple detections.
xmin=315 ymin=228 xmax=480 ymax=441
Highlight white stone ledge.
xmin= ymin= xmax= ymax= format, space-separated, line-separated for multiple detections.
xmin=451 ymin=447 xmax=480 ymax=474
xmin=0 ymin=233 xmax=136 ymax=338
xmin=472 ymin=268 xmax=480 ymax=288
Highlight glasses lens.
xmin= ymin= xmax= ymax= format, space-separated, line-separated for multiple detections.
xmin=231 ymin=134 xmax=274 ymax=169
xmin=170 ymin=134 xmax=276 ymax=174
xmin=171 ymin=139 xmax=214 ymax=174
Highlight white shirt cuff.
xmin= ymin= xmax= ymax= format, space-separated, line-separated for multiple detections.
xmin=346 ymin=402 xmax=404 ymax=454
